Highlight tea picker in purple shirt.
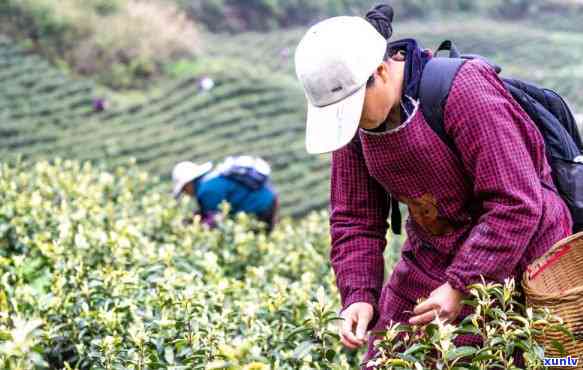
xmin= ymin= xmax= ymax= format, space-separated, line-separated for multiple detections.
xmin=294 ymin=6 xmax=572 ymax=368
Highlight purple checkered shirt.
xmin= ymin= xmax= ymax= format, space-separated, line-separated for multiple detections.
xmin=329 ymin=59 xmax=573 ymax=339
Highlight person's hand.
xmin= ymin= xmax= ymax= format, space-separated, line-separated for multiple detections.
xmin=409 ymin=282 xmax=464 ymax=325
xmin=339 ymin=302 xmax=374 ymax=349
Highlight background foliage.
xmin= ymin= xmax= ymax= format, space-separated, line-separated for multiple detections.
xmin=0 ymin=162 xmax=572 ymax=369
xmin=0 ymin=0 xmax=199 ymax=88
xmin=179 ymin=0 xmax=580 ymax=32
xmin=0 ymin=160 xmax=373 ymax=368
xmin=1 ymin=11 xmax=582 ymax=217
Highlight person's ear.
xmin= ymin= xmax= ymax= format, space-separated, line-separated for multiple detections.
xmin=377 ymin=61 xmax=391 ymax=84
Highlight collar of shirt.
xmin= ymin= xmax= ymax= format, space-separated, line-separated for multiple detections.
xmin=362 ymin=95 xmax=419 ymax=134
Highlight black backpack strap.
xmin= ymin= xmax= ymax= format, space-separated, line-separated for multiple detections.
xmin=435 ymin=40 xmax=461 ymax=58
xmin=389 ymin=57 xmax=464 ymax=235
xmin=419 ymin=57 xmax=467 ymax=157
xmin=390 ymin=195 xmax=401 ymax=235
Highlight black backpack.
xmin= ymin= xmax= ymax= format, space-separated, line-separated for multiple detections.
xmin=417 ymin=40 xmax=583 ymax=233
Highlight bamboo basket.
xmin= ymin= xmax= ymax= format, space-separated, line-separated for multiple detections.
xmin=522 ymin=232 xmax=583 ymax=368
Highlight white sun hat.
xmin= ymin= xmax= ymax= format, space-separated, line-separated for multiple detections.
xmin=295 ymin=16 xmax=387 ymax=154
xmin=171 ymin=161 xmax=213 ymax=198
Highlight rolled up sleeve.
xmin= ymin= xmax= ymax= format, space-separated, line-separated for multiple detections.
xmin=442 ymin=60 xmax=544 ymax=293
xmin=330 ymin=135 xmax=390 ymax=327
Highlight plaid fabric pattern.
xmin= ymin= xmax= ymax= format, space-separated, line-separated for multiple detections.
xmin=330 ymin=59 xmax=573 ymax=346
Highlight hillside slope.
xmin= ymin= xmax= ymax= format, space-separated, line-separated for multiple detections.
xmin=0 ymin=36 xmax=327 ymax=216
xmin=1 ymin=16 xmax=582 ymax=217
xmin=205 ymin=16 xmax=583 ymax=108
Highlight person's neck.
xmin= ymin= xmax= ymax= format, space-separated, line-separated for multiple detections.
xmin=385 ymin=109 xmax=402 ymax=130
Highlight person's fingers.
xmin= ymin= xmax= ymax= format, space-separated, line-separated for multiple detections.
xmin=341 ymin=335 xmax=361 ymax=349
xmin=355 ymin=310 xmax=371 ymax=341
xmin=341 ymin=327 xmax=363 ymax=348
xmin=409 ymin=309 xmax=438 ymax=325
xmin=340 ymin=312 xmax=364 ymax=348
xmin=341 ymin=310 xmax=353 ymax=334
xmin=340 ymin=335 xmax=355 ymax=349
xmin=413 ymin=297 xmax=438 ymax=315
xmin=438 ymin=306 xmax=452 ymax=319
xmin=439 ymin=306 xmax=460 ymax=324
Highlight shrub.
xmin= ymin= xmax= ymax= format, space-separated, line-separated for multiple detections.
xmin=0 ymin=159 xmax=363 ymax=369
xmin=0 ymin=160 xmax=571 ymax=368
xmin=71 ymin=1 xmax=200 ymax=88
xmin=367 ymin=278 xmax=573 ymax=369
xmin=0 ymin=0 xmax=200 ymax=89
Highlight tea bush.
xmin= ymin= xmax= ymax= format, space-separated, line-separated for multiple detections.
xmin=0 ymin=160 xmax=570 ymax=369
xmin=368 ymin=279 xmax=573 ymax=369
xmin=0 ymin=159 xmax=364 ymax=369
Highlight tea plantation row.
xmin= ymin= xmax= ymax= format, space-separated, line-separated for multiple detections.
xmin=0 ymin=160 xmax=379 ymax=369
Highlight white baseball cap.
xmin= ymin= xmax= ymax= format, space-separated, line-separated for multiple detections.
xmin=172 ymin=161 xmax=213 ymax=198
xmin=295 ymin=16 xmax=387 ymax=154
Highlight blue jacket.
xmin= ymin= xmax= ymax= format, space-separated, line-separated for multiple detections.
xmin=194 ymin=171 xmax=276 ymax=216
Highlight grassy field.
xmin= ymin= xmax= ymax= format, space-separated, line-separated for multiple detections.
xmin=1 ymin=15 xmax=582 ymax=216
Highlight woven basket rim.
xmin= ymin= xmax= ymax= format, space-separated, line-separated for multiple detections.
xmin=522 ymin=232 xmax=583 ymax=299
xmin=522 ymin=281 xmax=583 ymax=300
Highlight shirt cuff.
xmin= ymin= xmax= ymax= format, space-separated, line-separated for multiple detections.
xmin=445 ymin=270 xmax=471 ymax=296
xmin=340 ymin=288 xmax=380 ymax=331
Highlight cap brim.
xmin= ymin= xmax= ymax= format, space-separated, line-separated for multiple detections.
xmin=172 ymin=161 xmax=213 ymax=199
xmin=305 ymin=85 xmax=365 ymax=154
xmin=173 ymin=181 xmax=188 ymax=199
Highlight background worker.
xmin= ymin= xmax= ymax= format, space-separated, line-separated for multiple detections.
xmin=172 ymin=156 xmax=279 ymax=231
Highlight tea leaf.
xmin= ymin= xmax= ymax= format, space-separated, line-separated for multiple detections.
xmin=446 ymin=346 xmax=477 ymax=361
xmin=550 ymin=339 xmax=566 ymax=356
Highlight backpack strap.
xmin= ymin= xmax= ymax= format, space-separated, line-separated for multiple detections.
xmin=390 ymin=195 xmax=401 ymax=235
xmin=389 ymin=57 xmax=465 ymax=235
xmin=434 ymin=40 xmax=461 ymax=58
xmin=419 ymin=57 xmax=467 ymax=158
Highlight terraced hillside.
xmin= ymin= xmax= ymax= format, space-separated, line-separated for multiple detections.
xmin=0 ymin=37 xmax=97 ymax=145
xmin=1 ymin=16 xmax=582 ymax=217
xmin=205 ymin=16 xmax=583 ymax=108
xmin=0 ymin=37 xmax=328 ymax=216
